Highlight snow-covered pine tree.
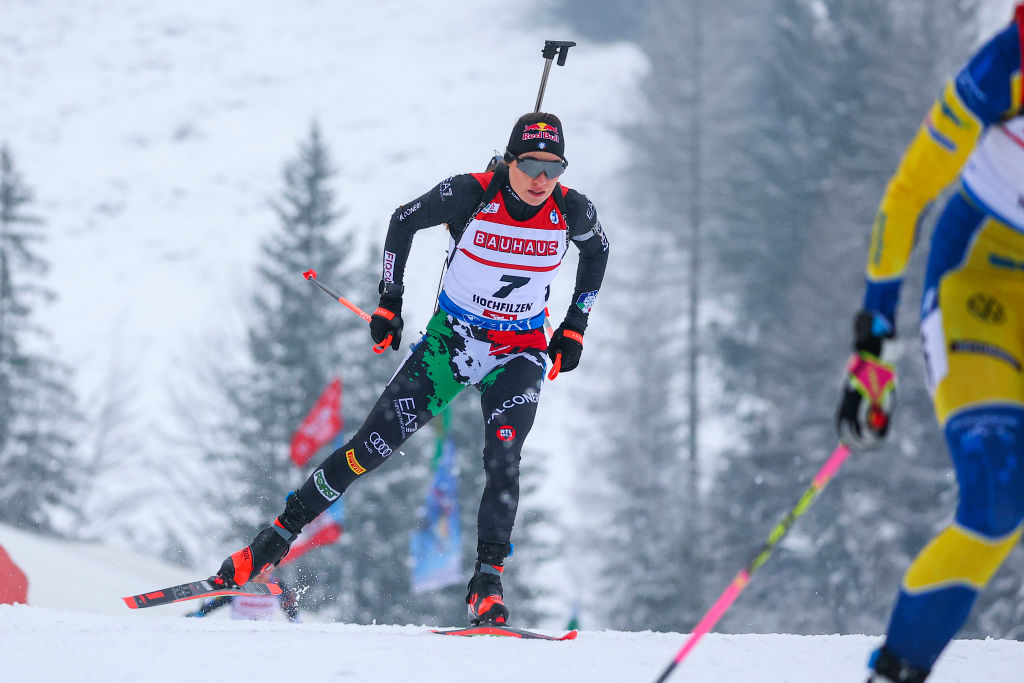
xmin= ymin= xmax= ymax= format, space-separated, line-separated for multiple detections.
xmin=576 ymin=0 xmax=772 ymax=632
xmin=709 ymin=0 xmax=985 ymax=635
xmin=0 ymin=144 xmax=80 ymax=535
xmin=191 ymin=123 xmax=396 ymax=558
xmin=577 ymin=230 xmax=692 ymax=632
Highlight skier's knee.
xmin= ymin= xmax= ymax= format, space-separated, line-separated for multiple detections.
xmin=483 ymin=448 xmax=520 ymax=490
xmin=945 ymin=407 xmax=1024 ymax=536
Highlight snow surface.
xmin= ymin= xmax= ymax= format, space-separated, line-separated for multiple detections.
xmin=3 ymin=523 xmax=1024 ymax=682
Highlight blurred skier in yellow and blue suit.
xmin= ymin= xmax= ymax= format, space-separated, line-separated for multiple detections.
xmin=834 ymin=5 xmax=1024 ymax=682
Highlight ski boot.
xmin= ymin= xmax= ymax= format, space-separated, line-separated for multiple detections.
xmin=866 ymin=646 xmax=930 ymax=683
xmin=466 ymin=540 xmax=511 ymax=625
xmin=211 ymin=493 xmax=315 ymax=588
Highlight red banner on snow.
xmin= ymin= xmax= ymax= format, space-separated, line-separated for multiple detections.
xmin=0 ymin=544 xmax=28 ymax=605
xmin=290 ymin=378 xmax=343 ymax=467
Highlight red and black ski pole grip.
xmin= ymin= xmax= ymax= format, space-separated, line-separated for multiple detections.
xmin=547 ymin=354 xmax=562 ymax=381
xmin=547 ymin=330 xmax=582 ymax=381
xmin=370 ymin=307 xmax=395 ymax=353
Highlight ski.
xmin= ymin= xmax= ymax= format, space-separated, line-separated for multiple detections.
xmin=432 ymin=625 xmax=578 ymax=641
xmin=122 ymin=579 xmax=282 ymax=609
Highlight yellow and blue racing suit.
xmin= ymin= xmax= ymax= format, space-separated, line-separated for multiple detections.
xmin=861 ymin=7 xmax=1024 ymax=672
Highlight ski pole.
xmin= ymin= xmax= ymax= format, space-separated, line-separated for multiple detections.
xmin=485 ymin=39 xmax=576 ymax=174
xmin=302 ymin=270 xmax=391 ymax=354
xmin=535 ymin=40 xmax=573 ymax=379
xmin=542 ymin=311 xmax=563 ymax=380
xmin=534 ymin=40 xmax=576 ymax=112
xmin=652 ymin=443 xmax=853 ymax=683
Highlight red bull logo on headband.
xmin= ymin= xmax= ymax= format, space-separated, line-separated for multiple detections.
xmin=522 ymin=122 xmax=559 ymax=143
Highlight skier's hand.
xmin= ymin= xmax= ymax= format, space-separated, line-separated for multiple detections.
xmin=213 ymin=522 xmax=296 ymax=588
xmin=547 ymin=322 xmax=585 ymax=373
xmin=836 ymin=310 xmax=897 ymax=451
xmin=369 ymin=295 xmax=403 ymax=351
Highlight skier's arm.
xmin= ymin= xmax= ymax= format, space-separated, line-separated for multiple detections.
xmin=561 ymin=190 xmax=609 ymax=332
xmin=863 ymin=19 xmax=1022 ymax=331
xmin=381 ymin=174 xmax=485 ymax=289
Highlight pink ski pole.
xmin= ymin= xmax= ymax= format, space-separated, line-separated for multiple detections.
xmin=653 ymin=444 xmax=853 ymax=682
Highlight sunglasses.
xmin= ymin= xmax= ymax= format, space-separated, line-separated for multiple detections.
xmin=507 ymin=152 xmax=568 ymax=179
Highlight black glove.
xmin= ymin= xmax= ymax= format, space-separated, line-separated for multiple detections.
xmin=369 ymin=295 xmax=403 ymax=351
xmin=835 ymin=310 xmax=897 ymax=451
xmin=547 ymin=322 xmax=585 ymax=372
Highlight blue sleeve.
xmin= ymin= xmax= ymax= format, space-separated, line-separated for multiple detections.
xmin=953 ymin=22 xmax=1022 ymax=124
xmin=862 ymin=280 xmax=902 ymax=334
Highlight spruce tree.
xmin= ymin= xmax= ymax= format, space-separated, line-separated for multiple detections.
xmin=577 ymin=0 xmax=773 ymax=631
xmin=0 ymin=144 xmax=80 ymax=535
xmin=709 ymin=0 xmax=986 ymax=635
xmin=198 ymin=123 xmax=389 ymax=543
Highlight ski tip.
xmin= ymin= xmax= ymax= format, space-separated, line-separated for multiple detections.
xmin=265 ymin=582 xmax=283 ymax=596
xmin=432 ymin=625 xmax=578 ymax=641
xmin=122 ymin=596 xmax=139 ymax=609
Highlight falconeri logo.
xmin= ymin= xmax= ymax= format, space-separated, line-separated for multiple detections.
xmin=313 ymin=469 xmax=341 ymax=501
xmin=397 ymin=201 xmax=421 ymax=222
xmin=345 ymin=448 xmax=367 ymax=475
xmin=487 ymin=392 xmax=540 ymax=423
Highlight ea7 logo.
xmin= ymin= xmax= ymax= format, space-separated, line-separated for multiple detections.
xmin=496 ymin=426 xmax=516 ymax=441
xmin=393 ymin=397 xmax=418 ymax=434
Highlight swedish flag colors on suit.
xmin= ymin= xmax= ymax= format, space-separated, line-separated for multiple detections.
xmin=857 ymin=5 xmax=1024 ymax=676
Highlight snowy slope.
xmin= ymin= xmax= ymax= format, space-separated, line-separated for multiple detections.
xmin=0 ymin=523 xmax=193 ymax=617
xmin=2 ymin=526 xmax=1024 ymax=682
xmin=4 ymin=605 xmax=1024 ymax=682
